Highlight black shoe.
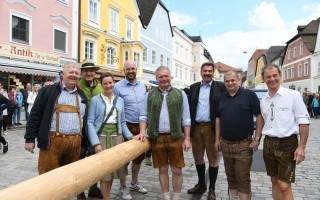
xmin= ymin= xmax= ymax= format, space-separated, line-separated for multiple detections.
xmin=187 ymin=183 xmax=207 ymax=194
xmin=207 ymin=189 xmax=216 ymax=200
xmin=17 ymin=123 xmax=22 ymax=125
xmin=3 ymin=142 xmax=8 ymax=154
xmin=76 ymin=192 xmax=86 ymax=200
xmin=88 ymin=187 xmax=103 ymax=199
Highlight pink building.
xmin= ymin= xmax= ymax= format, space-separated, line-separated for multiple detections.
xmin=0 ymin=0 xmax=79 ymax=89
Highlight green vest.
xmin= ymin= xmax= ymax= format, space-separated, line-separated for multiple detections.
xmin=147 ymin=88 xmax=183 ymax=140
xmin=77 ymin=78 xmax=103 ymax=106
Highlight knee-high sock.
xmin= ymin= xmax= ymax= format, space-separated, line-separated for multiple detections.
xmin=196 ymin=164 xmax=206 ymax=184
xmin=209 ymin=166 xmax=218 ymax=190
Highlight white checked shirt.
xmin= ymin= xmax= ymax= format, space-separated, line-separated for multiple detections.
xmin=260 ymin=86 xmax=310 ymax=138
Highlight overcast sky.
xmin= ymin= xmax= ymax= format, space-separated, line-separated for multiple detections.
xmin=165 ymin=0 xmax=320 ymax=70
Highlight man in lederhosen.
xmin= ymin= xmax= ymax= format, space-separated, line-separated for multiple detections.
xmin=24 ymin=62 xmax=88 ymax=175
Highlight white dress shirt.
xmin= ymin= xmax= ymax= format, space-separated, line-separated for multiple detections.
xmin=260 ymin=86 xmax=310 ymax=138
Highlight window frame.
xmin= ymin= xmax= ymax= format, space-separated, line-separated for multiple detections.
xmin=10 ymin=10 xmax=32 ymax=45
xmin=134 ymin=51 xmax=141 ymax=70
xmin=291 ymin=66 xmax=294 ymax=79
xmin=106 ymin=45 xmax=117 ymax=67
xmin=300 ymin=43 xmax=303 ymax=55
xmin=109 ymin=7 xmax=119 ymax=36
xmin=84 ymin=37 xmax=96 ymax=62
xmin=304 ymin=62 xmax=308 ymax=76
xmin=126 ymin=17 xmax=134 ymax=40
xmin=88 ymin=0 xmax=100 ymax=27
xmin=151 ymin=49 xmax=156 ymax=65
xmin=53 ymin=25 xmax=68 ymax=54
xmin=298 ymin=64 xmax=302 ymax=77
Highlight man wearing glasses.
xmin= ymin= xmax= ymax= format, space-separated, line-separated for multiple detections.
xmin=260 ymin=64 xmax=310 ymax=200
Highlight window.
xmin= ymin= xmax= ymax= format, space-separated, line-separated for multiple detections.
xmin=126 ymin=17 xmax=133 ymax=40
xmin=160 ymin=54 xmax=164 ymax=66
xmin=193 ymin=73 xmax=196 ymax=81
xmin=175 ymin=44 xmax=178 ymax=54
xmin=107 ymin=46 xmax=116 ymax=66
xmin=180 ymin=69 xmax=182 ymax=78
xmin=152 ymin=50 xmax=156 ymax=65
xmin=288 ymin=50 xmax=291 ymax=60
xmin=287 ymin=67 xmax=290 ymax=79
xmin=84 ymin=38 xmax=96 ymax=60
xmin=293 ymin=47 xmax=296 ymax=58
xmin=304 ymin=62 xmax=308 ymax=76
xmin=298 ymin=65 xmax=302 ymax=77
xmin=185 ymin=70 xmax=187 ymax=80
xmin=134 ymin=52 xmax=140 ymax=69
xmin=143 ymin=48 xmax=148 ymax=63
xmin=300 ymin=43 xmax=303 ymax=55
xmin=318 ymin=62 xmax=320 ymax=74
xmin=89 ymin=0 xmax=100 ymax=25
xmin=185 ymin=48 xmax=188 ymax=59
xmin=11 ymin=12 xmax=31 ymax=44
xmin=54 ymin=27 xmax=67 ymax=53
xmin=166 ymin=57 xmax=170 ymax=67
xmin=194 ymin=55 xmax=196 ymax=62
xmin=123 ymin=50 xmax=129 ymax=61
xmin=291 ymin=67 xmax=294 ymax=79
xmin=283 ymin=69 xmax=286 ymax=80
xmin=175 ymin=68 xmax=178 ymax=78
xmin=110 ymin=8 xmax=119 ymax=34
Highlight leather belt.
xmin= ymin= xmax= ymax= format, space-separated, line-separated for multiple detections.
xmin=221 ymin=136 xmax=252 ymax=144
xmin=50 ymin=131 xmax=81 ymax=137
xmin=195 ymin=121 xmax=211 ymax=126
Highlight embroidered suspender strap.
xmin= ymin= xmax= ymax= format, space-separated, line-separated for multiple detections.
xmin=97 ymin=95 xmax=118 ymax=135
xmin=54 ymin=92 xmax=82 ymax=135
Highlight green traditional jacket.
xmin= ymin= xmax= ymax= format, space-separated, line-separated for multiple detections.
xmin=77 ymin=78 xmax=103 ymax=106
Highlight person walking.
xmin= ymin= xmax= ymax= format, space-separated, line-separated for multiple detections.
xmin=215 ymin=71 xmax=263 ymax=200
xmin=312 ymin=93 xmax=319 ymax=119
xmin=0 ymin=89 xmax=11 ymax=153
xmin=24 ymin=63 xmax=88 ymax=179
xmin=260 ymin=64 xmax=310 ymax=200
xmin=114 ymin=60 xmax=148 ymax=195
xmin=0 ymin=87 xmax=9 ymax=135
xmin=187 ymin=62 xmax=226 ymax=200
xmin=7 ymin=86 xmax=16 ymax=129
xmin=138 ymin=66 xmax=191 ymax=200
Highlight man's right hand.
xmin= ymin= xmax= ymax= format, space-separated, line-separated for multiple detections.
xmin=25 ymin=143 xmax=35 ymax=154
xmin=214 ymin=140 xmax=220 ymax=152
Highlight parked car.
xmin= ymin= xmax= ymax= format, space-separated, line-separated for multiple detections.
xmin=252 ymin=89 xmax=268 ymax=129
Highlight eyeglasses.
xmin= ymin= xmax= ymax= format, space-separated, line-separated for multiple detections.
xmin=270 ymin=102 xmax=274 ymax=121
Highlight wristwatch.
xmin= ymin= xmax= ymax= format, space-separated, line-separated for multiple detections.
xmin=254 ymin=136 xmax=261 ymax=141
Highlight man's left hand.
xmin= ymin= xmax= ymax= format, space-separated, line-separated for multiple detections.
xmin=133 ymin=133 xmax=147 ymax=142
xmin=249 ymin=140 xmax=260 ymax=151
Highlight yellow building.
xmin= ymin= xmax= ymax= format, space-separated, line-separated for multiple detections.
xmin=80 ymin=0 xmax=144 ymax=79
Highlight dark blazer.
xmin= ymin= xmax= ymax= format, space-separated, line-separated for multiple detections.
xmin=25 ymin=80 xmax=88 ymax=150
xmin=188 ymin=80 xmax=226 ymax=137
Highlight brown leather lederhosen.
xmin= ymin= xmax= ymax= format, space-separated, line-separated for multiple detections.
xmin=38 ymin=92 xmax=83 ymax=175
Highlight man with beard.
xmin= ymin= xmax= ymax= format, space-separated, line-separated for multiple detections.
xmin=114 ymin=60 xmax=148 ymax=197
xmin=188 ymin=62 xmax=226 ymax=200
xmin=77 ymin=59 xmax=103 ymax=199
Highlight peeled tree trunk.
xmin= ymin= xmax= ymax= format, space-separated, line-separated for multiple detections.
xmin=0 ymin=139 xmax=150 ymax=200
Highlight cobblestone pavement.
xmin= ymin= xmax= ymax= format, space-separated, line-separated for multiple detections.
xmin=0 ymin=119 xmax=319 ymax=199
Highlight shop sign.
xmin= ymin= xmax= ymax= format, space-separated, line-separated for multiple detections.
xmin=0 ymin=42 xmax=60 ymax=65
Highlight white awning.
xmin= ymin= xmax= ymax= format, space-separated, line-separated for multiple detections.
xmin=0 ymin=66 xmax=58 ymax=77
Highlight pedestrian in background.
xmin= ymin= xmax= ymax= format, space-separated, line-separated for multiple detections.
xmin=22 ymin=83 xmax=31 ymax=122
xmin=27 ymin=84 xmax=41 ymax=115
xmin=13 ymin=86 xmax=23 ymax=125
xmin=260 ymin=64 xmax=310 ymax=199
xmin=7 ymin=86 xmax=16 ymax=129
xmin=0 ymin=86 xmax=9 ymax=135
xmin=312 ymin=93 xmax=319 ymax=119
xmin=215 ymin=71 xmax=263 ymax=200
xmin=138 ymin=66 xmax=191 ymax=200
xmin=0 ymin=88 xmax=11 ymax=153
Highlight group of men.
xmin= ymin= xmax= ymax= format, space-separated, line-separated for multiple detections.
xmin=24 ymin=60 xmax=309 ymax=200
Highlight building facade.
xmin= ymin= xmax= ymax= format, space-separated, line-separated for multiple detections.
xmin=80 ymin=0 xmax=143 ymax=80
xmin=0 ymin=0 xmax=79 ymax=89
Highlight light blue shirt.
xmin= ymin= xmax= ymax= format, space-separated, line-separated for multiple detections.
xmin=139 ymin=87 xmax=191 ymax=133
xmin=114 ymin=78 xmax=146 ymax=123
xmin=195 ymin=81 xmax=211 ymax=122
xmin=50 ymin=82 xmax=86 ymax=134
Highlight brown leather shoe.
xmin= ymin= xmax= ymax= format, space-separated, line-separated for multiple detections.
xmin=187 ymin=183 xmax=207 ymax=194
xmin=76 ymin=192 xmax=86 ymax=200
xmin=207 ymin=189 xmax=216 ymax=200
